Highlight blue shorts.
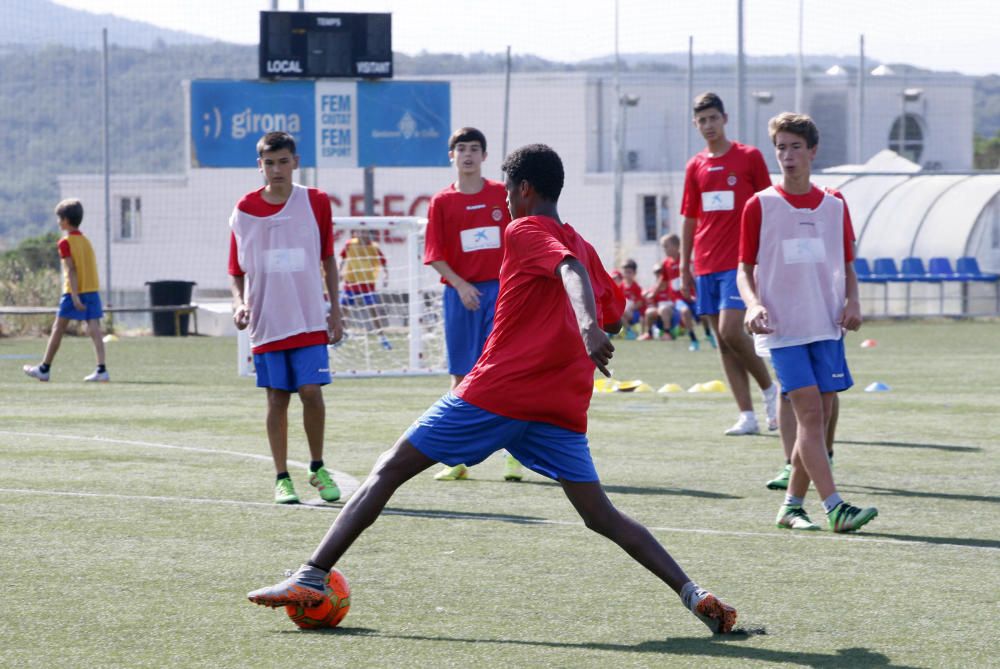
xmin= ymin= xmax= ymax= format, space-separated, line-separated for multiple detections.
xmin=770 ymin=338 xmax=853 ymax=394
xmin=443 ymin=280 xmax=499 ymax=376
xmin=695 ymin=270 xmax=745 ymax=316
xmin=253 ymin=344 xmax=332 ymax=392
xmin=58 ymin=292 xmax=103 ymax=321
xmin=404 ymin=393 xmax=599 ymax=482
xmin=340 ymin=287 xmax=380 ymax=307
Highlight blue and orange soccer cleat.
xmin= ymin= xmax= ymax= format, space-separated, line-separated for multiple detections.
xmin=248 ymin=564 xmax=328 ymax=608
xmin=688 ymin=588 xmax=738 ymax=634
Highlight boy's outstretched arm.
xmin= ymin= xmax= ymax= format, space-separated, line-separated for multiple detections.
xmin=557 ymin=256 xmax=614 ymax=376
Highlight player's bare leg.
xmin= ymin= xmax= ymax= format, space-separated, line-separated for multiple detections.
xmin=265 ymin=388 xmax=292 ymax=473
xmin=299 ymin=384 xmax=325 ymax=462
xmin=85 ymin=318 xmax=106 ymax=366
xmin=560 ymin=479 xmax=736 ymax=633
xmin=43 ymin=316 xmax=70 ymax=366
xmin=310 ymin=439 xmax=436 ymax=568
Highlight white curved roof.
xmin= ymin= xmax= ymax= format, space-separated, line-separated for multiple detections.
xmin=835 ymin=175 xmax=911 ymax=244
xmin=910 ymin=175 xmax=1000 ymax=258
xmin=858 ymin=175 xmax=969 ymax=259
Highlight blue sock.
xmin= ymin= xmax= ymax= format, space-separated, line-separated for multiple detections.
xmin=310 ymin=460 xmax=324 ymax=472
xmin=276 ymin=472 xmax=291 ymax=481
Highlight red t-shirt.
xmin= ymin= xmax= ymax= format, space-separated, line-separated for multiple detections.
xmin=622 ymin=280 xmax=644 ymax=311
xmin=423 ymin=179 xmax=511 ymax=283
xmin=228 ymin=187 xmax=334 ymax=353
xmin=659 ymin=256 xmax=684 ymax=301
xmin=681 ymin=142 xmax=772 ymax=275
xmin=739 ymin=185 xmax=855 ymax=265
xmin=456 ymin=216 xmax=624 ymax=433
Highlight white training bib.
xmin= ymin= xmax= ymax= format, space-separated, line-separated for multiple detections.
xmin=781 ymin=237 xmax=827 ymax=264
xmin=264 ymin=247 xmax=307 ymax=273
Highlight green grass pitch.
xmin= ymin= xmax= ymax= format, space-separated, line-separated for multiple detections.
xmin=1 ymin=320 xmax=997 ymax=668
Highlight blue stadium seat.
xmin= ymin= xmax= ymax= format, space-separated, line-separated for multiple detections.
xmin=955 ymin=256 xmax=999 ymax=282
xmin=927 ymin=257 xmax=958 ymax=280
xmin=900 ymin=257 xmax=938 ymax=282
xmin=854 ymin=257 xmax=880 ymax=282
xmin=872 ymin=257 xmax=903 ymax=281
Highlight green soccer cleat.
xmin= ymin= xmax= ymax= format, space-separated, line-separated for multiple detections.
xmin=433 ymin=464 xmax=469 ymax=481
xmin=274 ymin=477 xmax=300 ymax=504
xmin=828 ymin=502 xmax=878 ymax=533
xmin=247 ymin=564 xmax=328 ymax=608
xmin=776 ymin=504 xmax=820 ymax=530
xmin=766 ymin=463 xmax=792 ymax=490
xmin=503 ymin=454 xmax=523 ymax=481
xmin=688 ymin=588 xmax=738 ymax=634
xmin=309 ymin=466 xmax=341 ymax=502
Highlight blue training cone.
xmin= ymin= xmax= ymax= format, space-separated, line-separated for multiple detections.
xmin=864 ymin=381 xmax=890 ymax=392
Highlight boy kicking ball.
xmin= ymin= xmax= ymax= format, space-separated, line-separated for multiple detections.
xmin=247 ymin=144 xmax=737 ymax=634
xmin=737 ymin=112 xmax=877 ymax=533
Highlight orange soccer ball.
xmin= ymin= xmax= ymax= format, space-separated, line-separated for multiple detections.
xmin=284 ymin=568 xmax=351 ymax=629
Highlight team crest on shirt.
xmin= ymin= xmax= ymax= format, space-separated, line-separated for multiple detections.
xmin=491 ymin=207 xmax=503 ymax=222
xmin=727 ymin=173 xmax=738 ymax=186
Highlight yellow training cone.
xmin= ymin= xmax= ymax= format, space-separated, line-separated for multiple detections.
xmin=658 ymin=383 xmax=684 ymax=394
xmin=593 ymin=378 xmax=619 ymax=393
xmin=702 ymin=379 xmax=728 ymax=393
xmin=616 ymin=379 xmax=644 ymax=392
xmin=633 ymin=383 xmax=655 ymax=393
xmin=102 ymin=334 xmax=119 ymax=343
xmin=687 ymin=383 xmax=706 ymax=393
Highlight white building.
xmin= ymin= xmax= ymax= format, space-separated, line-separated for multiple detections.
xmin=60 ymin=67 xmax=991 ymax=324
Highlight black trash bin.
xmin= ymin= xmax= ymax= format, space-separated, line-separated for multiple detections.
xmin=146 ymin=280 xmax=196 ymax=336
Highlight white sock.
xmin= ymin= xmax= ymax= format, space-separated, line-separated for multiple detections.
xmin=822 ymin=493 xmax=844 ymax=514
xmin=762 ymin=384 xmax=777 ymax=400
xmin=784 ymin=494 xmax=804 ymax=507
xmin=680 ymin=581 xmax=702 ymax=610
xmin=740 ymin=410 xmax=755 ymax=421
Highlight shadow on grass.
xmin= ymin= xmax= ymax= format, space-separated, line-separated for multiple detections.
xmin=289 ymin=627 xmax=919 ymax=667
xmin=836 ymin=438 xmax=981 ymax=453
xmin=840 ymin=484 xmax=1000 ymax=504
xmin=859 ymin=531 xmax=1000 ymax=550
xmin=382 ymin=506 xmax=549 ymax=525
xmin=754 ymin=433 xmax=981 ymax=453
xmin=515 ymin=479 xmax=742 ymax=500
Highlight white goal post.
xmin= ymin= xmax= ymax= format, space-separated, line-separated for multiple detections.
xmin=238 ymin=216 xmax=447 ymax=377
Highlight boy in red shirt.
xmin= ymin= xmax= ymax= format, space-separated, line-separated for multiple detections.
xmin=229 ymin=131 xmax=345 ymax=505
xmin=738 ymin=112 xmax=877 ymax=533
xmin=619 ymin=259 xmax=647 ymax=338
xmin=248 ymin=144 xmax=738 ymax=635
xmin=680 ymin=92 xmax=778 ymax=435
xmin=424 ymin=127 xmax=520 ymax=482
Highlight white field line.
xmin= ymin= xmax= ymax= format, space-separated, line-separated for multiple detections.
xmin=0 ymin=429 xmax=362 ymax=497
xmin=0 ymin=486 xmax=995 ymax=554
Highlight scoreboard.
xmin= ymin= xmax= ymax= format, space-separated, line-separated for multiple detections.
xmin=259 ymin=11 xmax=392 ymax=79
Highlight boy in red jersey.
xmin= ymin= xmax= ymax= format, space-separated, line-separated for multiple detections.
xmin=738 ymin=112 xmax=877 ymax=533
xmin=248 ymin=144 xmax=738 ymax=635
xmin=657 ymin=234 xmax=702 ymax=350
xmin=680 ymin=92 xmax=778 ymax=435
xmin=229 ymin=131 xmax=345 ymax=505
xmin=23 ymin=198 xmax=108 ymax=383
xmin=619 ymin=259 xmax=647 ymax=338
xmin=424 ymin=127 xmax=521 ymax=481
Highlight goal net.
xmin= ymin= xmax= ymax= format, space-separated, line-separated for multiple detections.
xmin=238 ymin=216 xmax=447 ymax=377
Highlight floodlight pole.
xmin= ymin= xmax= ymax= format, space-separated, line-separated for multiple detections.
xmin=612 ymin=0 xmax=623 ymax=267
xmin=502 ymin=45 xmax=512 ymax=163
xmin=685 ymin=35 xmax=693 ymax=161
xmin=102 ymin=27 xmax=112 ymax=319
xmin=736 ymin=0 xmax=746 ymax=141
xmin=795 ymin=0 xmax=804 ymax=112
xmin=856 ymin=34 xmax=865 ymax=163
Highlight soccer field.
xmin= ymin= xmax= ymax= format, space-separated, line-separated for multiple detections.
xmin=1 ymin=320 xmax=997 ymax=668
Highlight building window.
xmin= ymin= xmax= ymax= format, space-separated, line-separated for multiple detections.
xmin=640 ymin=195 xmax=670 ymax=243
xmin=117 ymin=196 xmax=141 ymax=241
xmin=888 ymin=113 xmax=924 ymax=163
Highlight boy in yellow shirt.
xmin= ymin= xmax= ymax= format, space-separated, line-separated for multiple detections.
xmin=24 ymin=198 xmax=108 ymax=382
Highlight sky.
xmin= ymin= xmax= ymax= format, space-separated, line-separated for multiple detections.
xmin=52 ymin=0 xmax=1000 ymax=76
